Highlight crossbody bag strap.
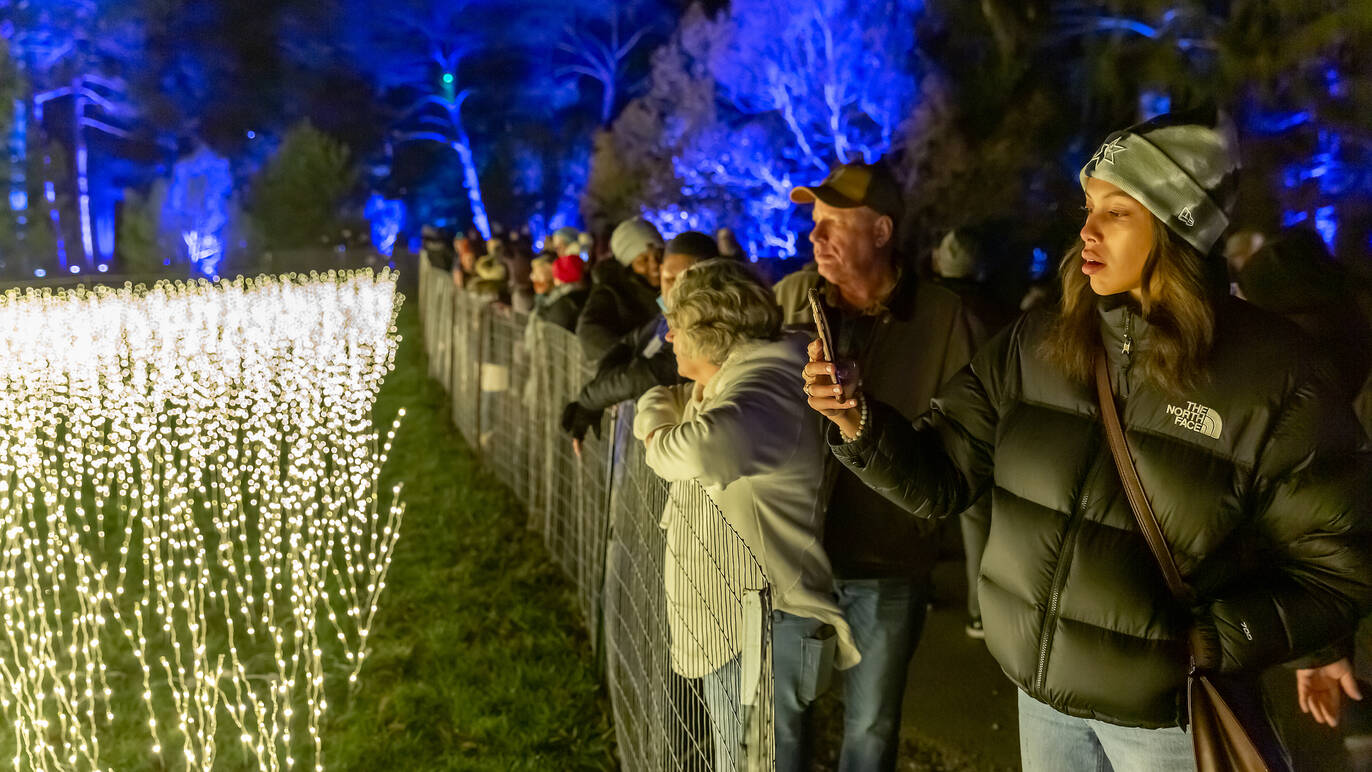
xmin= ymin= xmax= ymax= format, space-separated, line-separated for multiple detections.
xmin=1093 ymin=352 xmax=1192 ymax=601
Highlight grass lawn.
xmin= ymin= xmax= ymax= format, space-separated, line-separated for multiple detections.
xmin=320 ymin=300 xmax=616 ymax=771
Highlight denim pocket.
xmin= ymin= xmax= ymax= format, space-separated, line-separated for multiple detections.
xmin=799 ymin=624 xmax=837 ymax=703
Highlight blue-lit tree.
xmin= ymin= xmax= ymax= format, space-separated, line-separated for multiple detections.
xmin=555 ymin=1 xmax=667 ymax=126
xmin=583 ymin=0 xmax=924 ymax=257
xmin=364 ymin=193 xmax=405 ymax=257
xmin=340 ymin=0 xmax=493 ymax=240
xmin=162 ymin=144 xmax=233 ymax=278
xmin=0 ymin=0 xmax=143 ymax=271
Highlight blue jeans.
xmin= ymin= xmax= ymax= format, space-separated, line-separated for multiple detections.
xmin=834 ymin=577 xmax=929 ymax=772
xmin=702 ymin=657 xmax=742 ymax=771
xmin=702 ymin=612 xmax=832 ymax=772
xmin=1018 ymin=690 xmax=1196 ymax=772
xmin=771 ymin=610 xmax=831 ymax=772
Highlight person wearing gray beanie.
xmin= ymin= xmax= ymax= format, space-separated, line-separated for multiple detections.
xmin=800 ymin=111 xmax=1369 ymax=772
xmin=610 ymin=218 xmax=665 ymax=267
xmin=1078 ymin=111 xmax=1240 ymax=257
xmin=576 ymin=218 xmax=665 ymax=363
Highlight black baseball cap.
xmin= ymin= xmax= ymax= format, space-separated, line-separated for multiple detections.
xmin=790 ymin=162 xmax=904 ymax=222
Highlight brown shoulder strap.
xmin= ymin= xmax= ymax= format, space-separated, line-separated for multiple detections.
xmin=1093 ymin=352 xmax=1192 ymax=601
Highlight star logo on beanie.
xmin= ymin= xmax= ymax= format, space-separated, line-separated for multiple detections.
xmin=1178 ymin=206 xmax=1195 ymax=226
xmin=1092 ymin=138 xmax=1128 ymax=166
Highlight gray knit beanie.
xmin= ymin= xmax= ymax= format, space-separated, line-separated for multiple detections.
xmin=610 ymin=218 xmax=664 ymax=266
xmin=1080 ymin=111 xmax=1240 ymax=255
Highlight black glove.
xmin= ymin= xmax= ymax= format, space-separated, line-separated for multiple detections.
xmin=560 ymin=401 xmax=603 ymax=442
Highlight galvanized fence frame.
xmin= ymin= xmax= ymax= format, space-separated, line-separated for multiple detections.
xmin=416 ymin=261 xmax=776 ymax=771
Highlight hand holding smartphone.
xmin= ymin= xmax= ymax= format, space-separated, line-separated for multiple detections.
xmin=803 ymin=288 xmax=861 ymax=421
xmin=807 ymin=288 xmax=839 ymax=384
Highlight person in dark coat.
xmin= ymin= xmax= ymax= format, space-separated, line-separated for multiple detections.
xmin=420 ymin=225 xmax=454 ymax=271
xmin=803 ymin=113 xmax=1372 ymax=771
xmin=1235 ymin=226 xmax=1372 ymax=400
xmin=560 ymin=231 xmax=720 ymax=452
xmin=535 ymin=255 xmax=590 ymax=332
xmin=575 ymin=218 xmax=663 ymax=363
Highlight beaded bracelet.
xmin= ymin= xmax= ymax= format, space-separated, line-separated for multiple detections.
xmin=841 ymin=393 xmax=868 ymax=443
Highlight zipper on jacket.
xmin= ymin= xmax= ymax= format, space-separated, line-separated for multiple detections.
xmin=1033 ymin=474 xmax=1095 ymax=692
xmin=1118 ymin=308 xmax=1134 ymax=397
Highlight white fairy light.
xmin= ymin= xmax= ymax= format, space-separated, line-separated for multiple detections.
xmin=0 ymin=270 xmax=406 ymax=770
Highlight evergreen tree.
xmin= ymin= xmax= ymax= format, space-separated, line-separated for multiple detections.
xmin=248 ymin=121 xmax=357 ymax=251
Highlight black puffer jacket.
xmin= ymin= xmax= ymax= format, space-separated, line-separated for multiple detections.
xmin=576 ymin=260 xmax=660 ymax=363
xmin=833 ymin=296 xmax=1372 ymax=728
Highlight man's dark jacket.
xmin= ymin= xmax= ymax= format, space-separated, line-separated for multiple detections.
xmin=576 ymin=260 xmax=660 ymax=363
xmin=1236 ymin=229 xmax=1372 ymax=399
xmin=578 ymin=315 xmax=679 ymax=412
xmin=775 ymin=267 xmax=982 ymax=578
xmin=832 ymin=296 xmax=1372 ymax=728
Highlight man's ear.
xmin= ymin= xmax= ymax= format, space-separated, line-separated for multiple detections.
xmin=873 ymin=215 xmax=894 ymax=249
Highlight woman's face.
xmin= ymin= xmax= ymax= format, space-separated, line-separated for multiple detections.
xmin=664 ymin=327 xmax=713 ymax=384
xmin=631 ymin=249 xmax=663 ymax=288
xmin=1080 ymin=177 xmax=1155 ymax=299
xmin=531 ymin=266 xmax=552 ymax=294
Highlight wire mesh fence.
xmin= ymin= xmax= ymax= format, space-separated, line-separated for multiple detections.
xmin=606 ymin=404 xmax=776 ymax=772
xmin=416 ymin=261 xmax=776 ymax=771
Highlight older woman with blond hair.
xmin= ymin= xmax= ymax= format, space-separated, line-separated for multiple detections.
xmin=635 ymin=258 xmax=859 ymax=772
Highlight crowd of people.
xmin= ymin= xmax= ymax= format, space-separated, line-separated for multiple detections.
xmin=422 ymin=110 xmax=1372 ymax=772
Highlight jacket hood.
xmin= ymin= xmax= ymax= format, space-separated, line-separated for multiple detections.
xmin=703 ymin=333 xmax=809 ymax=403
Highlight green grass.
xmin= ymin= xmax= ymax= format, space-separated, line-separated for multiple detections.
xmin=320 ymin=301 xmax=616 ymax=770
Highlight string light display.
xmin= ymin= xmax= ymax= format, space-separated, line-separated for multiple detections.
xmin=0 ymin=270 xmax=406 ymax=771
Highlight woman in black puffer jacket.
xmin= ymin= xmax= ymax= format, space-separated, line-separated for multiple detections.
xmin=803 ymin=112 xmax=1372 ymax=770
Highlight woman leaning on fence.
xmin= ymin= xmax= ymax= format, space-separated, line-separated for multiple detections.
xmin=802 ymin=111 xmax=1372 ymax=771
xmin=634 ymin=258 xmax=860 ymax=772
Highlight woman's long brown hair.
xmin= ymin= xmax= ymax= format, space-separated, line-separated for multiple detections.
xmin=1041 ymin=217 xmax=1216 ymax=395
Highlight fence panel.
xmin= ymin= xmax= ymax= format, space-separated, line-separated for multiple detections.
xmin=433 ymin=275 xmax=455 ymax=397
xmin=449 ymin=290 xmax=483 ymax=445
xmin=529 ymin=323 xmax=613 ymax=651
xmin=422 ymin=278 xmax=775 ymax=771
xmin=604 ymin=405 xmax=775 ymax=772
xmin=419 ymin=261 xmax=441 ymax=378
xmin=479 ymin=308 xmax=530 ymax=496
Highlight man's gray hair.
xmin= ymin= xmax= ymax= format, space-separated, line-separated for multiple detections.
xmin=666 ymin=259 xmax=781 ymax=365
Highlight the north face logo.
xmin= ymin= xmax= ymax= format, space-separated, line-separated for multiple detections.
xmin=1166 ymin=401 xmax=1223 ymax=439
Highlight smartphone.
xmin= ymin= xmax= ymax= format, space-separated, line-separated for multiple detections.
xmin=807 ymin=287 xmax=839 ymax=380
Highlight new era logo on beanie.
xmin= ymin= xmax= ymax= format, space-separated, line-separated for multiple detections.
xmin=1080 ymin=110 xmax=1240 ymax=255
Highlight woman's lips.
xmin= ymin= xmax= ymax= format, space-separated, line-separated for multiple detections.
xmin=1082 ymin=251 xmax=1105 ymax=276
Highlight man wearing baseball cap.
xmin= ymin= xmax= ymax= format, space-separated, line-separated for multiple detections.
xmin=775 ymin=160 xmax=985 ymax=771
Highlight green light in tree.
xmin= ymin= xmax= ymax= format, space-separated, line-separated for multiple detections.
xmin=442 ymin=73 xmax=455 ymax=85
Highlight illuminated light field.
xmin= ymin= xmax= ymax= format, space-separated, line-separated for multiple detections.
xmin=0 ymin=271 xmax=405 ymax=771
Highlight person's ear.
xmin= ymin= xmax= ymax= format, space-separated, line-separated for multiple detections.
xmin=873 ymin=215 xmax=893 ymax=249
